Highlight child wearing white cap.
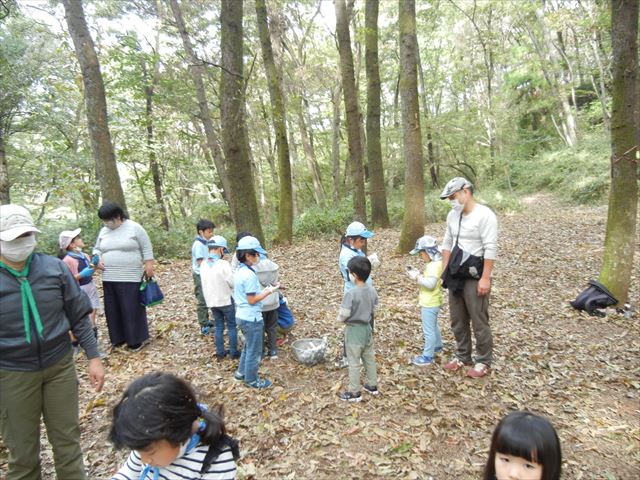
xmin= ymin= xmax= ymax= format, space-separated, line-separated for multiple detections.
xmin=200 ymin=235 xmax=239 ymax=360
xmin=407 ymin=235 xmax=444 ymax=366
xmin=59 ymin=228 xmax=103 ymax=354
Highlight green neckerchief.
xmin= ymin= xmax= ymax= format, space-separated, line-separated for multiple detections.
xmin=0 ymin=254 xmax=44 ymax=344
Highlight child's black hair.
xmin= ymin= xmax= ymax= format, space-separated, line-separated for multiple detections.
xmin=235 ymin=231 xmax=252 ymax=243
xmin=109 ymin=372 xmax=239 ymax=473
xmin=483 ymin=411 xmax=561 ymax=480
xmin=98 ymin=202 xmax=128 ymax=221
xmin=346 ymin=255 xmax=371 ymax=282
xmin=196 ymin=219 xmax=215 ymax=234
xmin=236 ymin=249 xmax=258 ymax=264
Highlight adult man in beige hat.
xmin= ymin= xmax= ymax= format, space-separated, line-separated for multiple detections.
xmin=0 ymin=204 xmax=105 ymax=479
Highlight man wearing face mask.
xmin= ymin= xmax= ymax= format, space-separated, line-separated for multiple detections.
xmin=439 ymin=177 xmax=498 ymax=379
xmin=0 ymin=204 xmax=105 ymax=479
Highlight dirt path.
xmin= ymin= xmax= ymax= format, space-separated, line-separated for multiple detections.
xmin=6 ymin=195 xmax=637 ymax=479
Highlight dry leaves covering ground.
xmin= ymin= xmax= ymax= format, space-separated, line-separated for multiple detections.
xmin=2 ymin=194 xmax=638 ymax=479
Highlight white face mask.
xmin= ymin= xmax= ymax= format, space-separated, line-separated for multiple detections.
xmin=348 ymin=273 xmax=357 ymax=283
xmin=103 ymin=220 xmax=119 ymax=230
xmin=1 ymin=234 xmax=37 ymax=262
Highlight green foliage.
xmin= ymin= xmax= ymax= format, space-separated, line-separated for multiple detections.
xmin=508 ymin=130 xmax=610 ymax=204
xmin=293 ymin=198 xmax=356 ymax=239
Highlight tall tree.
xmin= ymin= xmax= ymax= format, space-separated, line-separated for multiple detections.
xmin=255 ymin=0 xmax=293 ymax=244
xmin=168 ymin=0 xmax=233 ymax=217
xmin=62 ymin=0 xmax=127 ymax=211
xmin=365 ymin=0 xmax=389 ymax=227
xmin=599 ymin=0 xmax=638 ymax=305
xmin=335 ymin=0 xmax=366 ymax=221
xmin=398 ymin=0 xmax=425 ymax=252
xmin=220 ymin=0 xmax=264 ymax=241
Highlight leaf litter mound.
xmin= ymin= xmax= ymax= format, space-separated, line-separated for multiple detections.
xmin=7 ymin=194 xmax=638 ymax=479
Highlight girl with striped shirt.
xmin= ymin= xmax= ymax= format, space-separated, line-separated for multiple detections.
xmin=110 ymin=372 xmax=239 ymax=480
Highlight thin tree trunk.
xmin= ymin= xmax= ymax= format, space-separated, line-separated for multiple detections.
xmin=331 ymin=82 xmax=342 ymax=205
xmin=398 ymin=0 xmax=425 ymax=253
xmin=168 ymin=0 xmax=234 ymax=217
xmin=296 ymin=97 xmax=326 ymax=206
xmin=0 ymin=131 xmax=9 ymax=204
xmin=365 ymin=0 xmax=389 ymax=228
xmin=336 ymin=0 xmax=366 ymax=221
xmin=416 ymin=39 xmax=439 ymax=188
xmin=140 ymin=44 xmax=170 ymax=230
xmin=599 ymin=0 xmax=639 ymax=306
xmin=220 ymin=0 xmax=264 ymax=242
xmin=62 ymin=0 xmax=127 ymax=211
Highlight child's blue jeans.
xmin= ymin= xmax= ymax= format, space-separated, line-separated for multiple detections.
xmin=421 ymin=306 xmax=443 ymax=357
xmin=212 ymin=304 xmax=238 ymax=357
xmin=237 ymin=319 xmax=264 ymax=384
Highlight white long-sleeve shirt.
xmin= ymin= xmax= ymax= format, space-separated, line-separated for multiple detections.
xmin=442 ymin=204 xmax=498 ymax=260
xmin=111 ymin=445 xmax=236 ymax=480
xmin=200 ymin=258 xmax=234 ymax=308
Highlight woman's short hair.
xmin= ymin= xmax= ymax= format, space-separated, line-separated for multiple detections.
xmin=98 ymin=202 xmax=127 ymax=221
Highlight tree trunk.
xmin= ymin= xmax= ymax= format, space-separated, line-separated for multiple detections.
xmin=331 ymin=82 xmax=342 ymax=205
xmin=599 ymin=0 xmax=639 ymax=306
xmin=416 ymin=39 xmax=439 ymax=188
xmin=168 ymin=0 xmax=234 ymax=218
xmin=365 ymin=0 xmax=389 ymax=228
xmin=140 ymin=46 xmax=170 ymax=230
xmin=335 ymin=0 xmax=366 ymax=221
xmin=397 ymin=0 xmax=425 ymax=253
xmin=220 ymin=0 xmax=264 ymax=242
xmin=296 ymin=97 xmax=326 ymax=206
xmin=0 ymin=131 xmax=9 ymax=204
xmin=62 ymin=0 xmax=127 ymax=211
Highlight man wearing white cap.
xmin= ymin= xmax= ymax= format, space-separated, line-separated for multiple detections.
xmin=439 ymin=177 xmax=498 ymax=378
xmin=0 ymin=204 xmax=105 ymax=479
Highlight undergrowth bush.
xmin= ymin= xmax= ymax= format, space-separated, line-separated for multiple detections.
xmin=508 ymin=129 xmax=610 ymax=204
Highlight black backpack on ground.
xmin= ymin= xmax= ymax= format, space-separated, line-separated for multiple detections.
xmin=570 ymin=280 xmax=618 ymax=317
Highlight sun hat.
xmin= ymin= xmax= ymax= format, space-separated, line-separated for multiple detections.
xmin=439 ymin=177 xmax=474 ymax=199
xmin=345 ymin=221 xmax=374 ymax=239
xmin=0 ymin=204 xmax=41 ymax=241
xmin=236 ymin=236 xmax=267 ymax=255
xmin=207 ymin=235 xmax=230 ymax=254
xmin=59 ymin=228 xmax=82 ymax=250
xmin=409 ymin=235 xmax=441 ymax=258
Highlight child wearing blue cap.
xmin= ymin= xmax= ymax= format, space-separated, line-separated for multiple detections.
xmin=191 ymin=220 xmax=215 ymax=335
xmin=232 ymin=236 xmax=279 ymax=389
xmin=337 ymin=221 xmax=378 ymax=368
xmin=201 ymin=235 xmax=239 ymax=360
xmin=406 ymin=235 xmax=444 ymax=366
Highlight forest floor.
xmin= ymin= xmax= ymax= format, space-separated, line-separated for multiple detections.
xmin=2 ymin=194 xmax=638 ymax=479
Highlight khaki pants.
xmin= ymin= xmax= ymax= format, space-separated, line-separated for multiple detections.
xmin=192 ymin=272 xmax=211 ymax=328
xmin=0 ymin=352 xmax=86 ymax=480
xmin=449 ymin=279 xmax=493 ymax=366
xmin=345 ymin=323 xmax=377 ymax=393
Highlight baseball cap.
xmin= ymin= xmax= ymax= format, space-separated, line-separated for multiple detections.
xmin=410 ymin=235 xmax=441 ymax=256
xmin=345 ymin=221 xmax=374 ymax=239
xmin=439 ymin=177 xmax=473 ymax=199
xmin=59 ymin=228 xmax=82 ymax=250
xmin=207 ymin=235 xmax=230 ymax=254
xmin=0 ymin=204 xmax=41 ymax=241
xmin=236 ymin=236 xmax=267 ymax=255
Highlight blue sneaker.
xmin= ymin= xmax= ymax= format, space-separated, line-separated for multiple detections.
xmin=233 ymin=371 xmax=244 ymax=381
xmin=412 ymin=355 xmax=434 ymax=366
xmin=246 ymin=378 xmax=272 ymax=389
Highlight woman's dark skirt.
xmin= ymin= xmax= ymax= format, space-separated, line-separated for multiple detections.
xmin=102 ymin=281 xmax=149 ymax=347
